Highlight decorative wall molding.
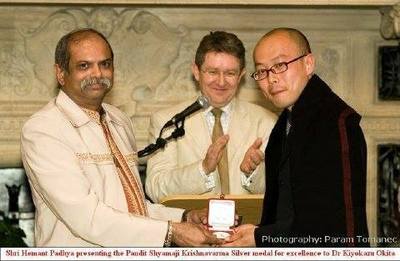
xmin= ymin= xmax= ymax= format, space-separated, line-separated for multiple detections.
xmin=0 ymin=0 xmax=397 ymax=5
xmin=8 ymin=6 xmax=379 ymax=150
xmin=380 ymin=2 xmax=400 ymax=39
xmin=19 ymin=8 xmax=188 ymax=104
xmin=364 ymin=134 xmax=400 ymax=242
xmin=377 ymin=144 xmax=400 ymax=246
xmin=362 ymin=117 xmax=400 ymax=132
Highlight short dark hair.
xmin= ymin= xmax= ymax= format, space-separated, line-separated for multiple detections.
xmin=54 ymin=28 xmax=114 ymax=72
xmin=195 ymin=31 xmax=245 ymax=71
xmin=263 ymin=27 xmax=312 ymax=54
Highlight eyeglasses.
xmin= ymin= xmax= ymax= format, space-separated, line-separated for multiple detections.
xmin=250 ymin=54 xmax=308 ymax=81
xmin=201 ymin=69 xmax=240 ymax=80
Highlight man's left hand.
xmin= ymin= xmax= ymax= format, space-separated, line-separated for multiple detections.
xmin=240 ymin=138 xmax=264 ymax=176
xmin=183 ymin=208 xmax=208 ymax=225
xmin=222 ymin=224 xmax=257 ymax=247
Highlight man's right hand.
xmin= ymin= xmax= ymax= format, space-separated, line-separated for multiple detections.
xmin=202 ymin=135 xmax=229 ymax=174
xmin=172 ymin=222 xmax=223 ymax=246
xmin=240 ymin=138 xmax=264 ymax=176
xmin=183 ymin=208 xmax=208 ymax=225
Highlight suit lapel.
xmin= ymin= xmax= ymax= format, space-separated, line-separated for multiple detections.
xmin=290 ymin=107 xmax=320 ymax=174
xmin=289 ymin=99 xmax=323 ymax=177
xmin=277 ymin=111 xmax=290 ymax=168
xmin=185 ymin=111 xmax=211 ymax=157
xmin=227 ymin=100 xmax=250 ymax=162
xmin=289 ymin=80 xmax=323 ymax=174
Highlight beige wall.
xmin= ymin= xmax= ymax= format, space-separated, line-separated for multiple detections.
xmin=0 ymin=1 xmax=399 ymax=241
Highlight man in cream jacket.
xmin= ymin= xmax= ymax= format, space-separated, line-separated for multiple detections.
xmin=146 ymin=31 xmax=276 ymax=203
xmin=21 ymin=28 xmax=219 ymax=247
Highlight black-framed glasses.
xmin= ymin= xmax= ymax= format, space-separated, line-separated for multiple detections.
xmin=251 ymin=54 xmax=308 ymax=81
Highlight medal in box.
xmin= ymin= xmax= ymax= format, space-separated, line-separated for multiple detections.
xmin=207 ymin=197 xmax=235 ymax=239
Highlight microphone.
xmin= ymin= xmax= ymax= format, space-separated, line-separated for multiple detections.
xmin=164 ymin=96 xmax=209 ymax=128
xmin=138 ymin=96 xmax=209 ymax=158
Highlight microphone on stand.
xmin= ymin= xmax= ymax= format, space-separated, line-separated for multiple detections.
xmin=163 ymin=95 xmax=209 ymax=129
xmin=138 ymin=95 xmax=209 ymax=158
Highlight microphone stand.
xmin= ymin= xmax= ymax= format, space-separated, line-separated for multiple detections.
xmin=138 ymin=118 xmax=186 ymax=158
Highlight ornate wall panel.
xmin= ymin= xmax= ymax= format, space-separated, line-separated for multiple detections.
xmin=377 ymin=144 xmax=400 ymax=246
xmin=0 ymin=3 xmax=397 ymax=242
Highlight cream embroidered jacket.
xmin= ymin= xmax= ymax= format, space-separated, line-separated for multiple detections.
xmin=21 ymin=90 xmax=183 ymax=247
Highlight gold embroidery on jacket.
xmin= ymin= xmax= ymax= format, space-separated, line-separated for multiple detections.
xmin=78 ymin=107 xmax=147 ymax=216
xmin=81 ymin=107 xmax=101 ymax=125
xmin=100 ymin=117 xmax=148 ymax=216
xmin=75 ymin=153 xmax=113 ymax=163
xmin=125 ymin=153 xmax=138 ymax=165
xmin=75 ymin=153 xmax=138 ymax=164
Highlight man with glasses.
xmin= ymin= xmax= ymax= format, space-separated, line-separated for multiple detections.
xmin=145 ymin=31 xmax=276 ymax=203
xmin=224 ymin=28 xmax=369 ymax=247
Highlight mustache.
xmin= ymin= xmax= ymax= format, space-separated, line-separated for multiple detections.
xmin=80 ymin=77 xmax=112 ymax=91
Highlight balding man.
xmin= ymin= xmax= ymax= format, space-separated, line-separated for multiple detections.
xmin=224 ymin=28 xmax=369 ymax=247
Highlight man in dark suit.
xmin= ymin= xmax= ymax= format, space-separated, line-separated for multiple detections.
xmin=224 ymin=27 xmax=369 ymax=247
